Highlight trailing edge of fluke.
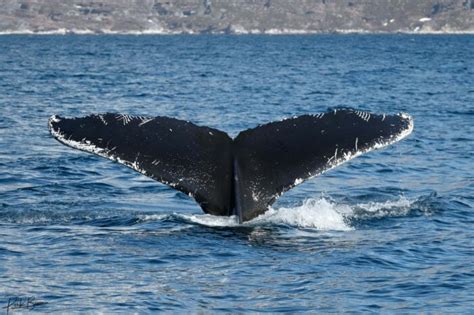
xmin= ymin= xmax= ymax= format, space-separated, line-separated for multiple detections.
xmin=48 ymin=108 xmax=413 ymax=223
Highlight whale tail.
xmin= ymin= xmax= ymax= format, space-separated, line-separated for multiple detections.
xmin=49 ymin=109 xmax=413 ymax=222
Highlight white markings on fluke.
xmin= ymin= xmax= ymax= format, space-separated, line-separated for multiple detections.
xmin=293 ymin=178 xmax=303 ymax=186
xmin=325 ymin=112 xmax=413 ymax=174
xmin=328 ymin=148 xmax=338 ymax=164
xmin=98 ymin=114 xmax=108 ymax=125
xmin=49 ymin=115 xmax=150 ymax=184
xmin=139 ymin=117 xmax=154 ymax=126
xmin=354 ymin=110 xmax=371 ymax=122
xmin=278 ymin=112 xmax=413 ymax=193
xmin=50 ymin=115 xmax=60 ymax=123
xmin=251 ymin=191 xmax=260 ymax=202
xmin=49 ymin=115 xmax=198 ymax=201
xmin=116 ymin=114 xmax=133 ymax=125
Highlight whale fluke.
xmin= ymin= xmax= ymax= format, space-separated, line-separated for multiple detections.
xmin=48 ymin=114 xmax=233 ymax=216
xmin=48 ymin=109 xmax=413 ymax=223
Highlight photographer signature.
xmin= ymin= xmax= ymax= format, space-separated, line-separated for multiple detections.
xmin=3 ymin=296 xmax=46 ymax=314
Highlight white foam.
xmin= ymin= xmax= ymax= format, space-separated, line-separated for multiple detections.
xmin=351 ymin=196 xmax=413 ymax=219
xmin=358 ymin=197 xmax=411 ymax=213
xmin=167 ymin=196 xmax=416 ymax=231
xmin=253 ymin=198 xmax=353 ymax=231
xmin=137 ymin=214 xmax=169 ymax=222
xmin=168 ymin=198 xmax=352 ymax=231
xmin=177 ymin=213 xmax=240 ymax=227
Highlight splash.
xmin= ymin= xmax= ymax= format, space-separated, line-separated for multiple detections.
xmin=174 ymin=196 xmax=417 ymax=231
xmin=163 ymin=198 xmax=352 ymax=230
xmin=252 ymin=198 xmax=353 ymax=231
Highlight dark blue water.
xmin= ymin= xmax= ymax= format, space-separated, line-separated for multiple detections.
xmin=0 ymin=35 xmax=473 ymax=313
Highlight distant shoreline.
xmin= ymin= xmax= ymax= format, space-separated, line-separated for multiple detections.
xmin=3 ymin=0 xmax=472 ymax=38
xmin=1 ymin=29 xmax=473 ymax=35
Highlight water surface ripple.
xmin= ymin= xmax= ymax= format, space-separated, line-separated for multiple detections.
xmin=0 ymin=35 xmax=473 ymax=312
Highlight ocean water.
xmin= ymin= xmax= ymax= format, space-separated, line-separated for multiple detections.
xmin=0 ymin=35 xmax=473 ymax=313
